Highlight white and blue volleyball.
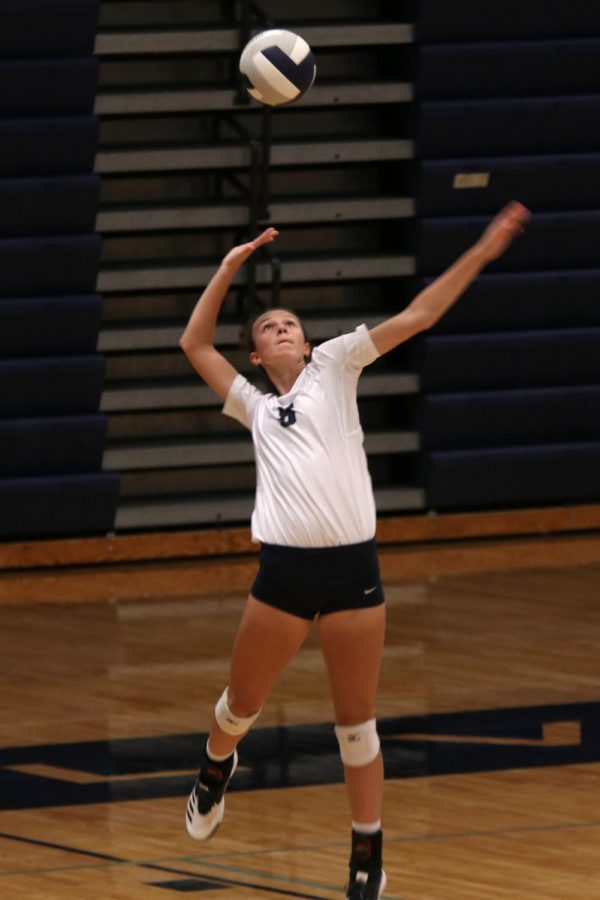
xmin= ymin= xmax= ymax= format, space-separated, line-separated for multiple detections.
xmin=240 ymin=29 xmax=316 ymax=107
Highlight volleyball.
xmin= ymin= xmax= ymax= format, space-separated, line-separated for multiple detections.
xmin=239 ymin=29 xmax=316 ymax=107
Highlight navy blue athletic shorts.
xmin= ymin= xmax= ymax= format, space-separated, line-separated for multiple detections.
xmin=250 ymin=538 xmax=385 ymax=620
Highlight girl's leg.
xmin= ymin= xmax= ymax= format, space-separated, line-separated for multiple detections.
xmin=318 ymin=604 xmax=386 ymax=823
xmin=319 ymin=604 xmax=387 ymax=896
xmin=207 ymin=594 xmax=313 ymax=757
xmin=187 ymin=595 xmax=312 ymax=842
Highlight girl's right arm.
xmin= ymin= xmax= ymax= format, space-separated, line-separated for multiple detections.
xmin=369 ymin=202 xmax=529 ymax=356
xmin=179 ymin=227 xmax=279 ymax=401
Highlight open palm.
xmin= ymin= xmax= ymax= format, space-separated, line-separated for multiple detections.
xmin=222 ymin=227 xmax=279 ymax=270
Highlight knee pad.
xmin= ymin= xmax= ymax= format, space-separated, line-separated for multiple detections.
xmin=335 ymin=718 xmax=380 ymax=767
xmin=215 ymin=688 xmax=262 ymax=736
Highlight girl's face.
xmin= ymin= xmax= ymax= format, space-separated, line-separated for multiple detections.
xmin=250 ymin=309 xmax=310 ymax=368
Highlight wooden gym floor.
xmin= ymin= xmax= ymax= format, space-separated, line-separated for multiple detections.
xmin=1 ymin=533 xmax=600 ymax=898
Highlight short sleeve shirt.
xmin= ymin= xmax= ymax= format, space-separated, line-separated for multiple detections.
xmin=223 ymin=323 xmax=380 ymax=547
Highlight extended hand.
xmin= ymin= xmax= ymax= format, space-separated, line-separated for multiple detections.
xmin=477 ymin=201 xmax=531 ymax=263
xmin=221 ymin=227 xmax=279 ymax=271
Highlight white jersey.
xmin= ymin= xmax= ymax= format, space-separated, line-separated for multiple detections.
xmin=223 ymin=324 xmax=380 ymax=547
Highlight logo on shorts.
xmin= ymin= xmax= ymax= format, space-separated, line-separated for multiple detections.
xmin=278 ymin=403 xmax=296 ymax=428
xmin=364 ymin=586 xmax=378 ymax=595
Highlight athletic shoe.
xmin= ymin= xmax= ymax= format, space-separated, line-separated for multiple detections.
xmin=346 ymin=867 xmax=387 ymax=899
xmin=185 ymin=749 xmax=238 ymax=841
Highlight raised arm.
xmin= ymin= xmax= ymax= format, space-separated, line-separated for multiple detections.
xmin=369 ymin=202 xmax=530 ymax=356
xmin=179 ymin=227 xmax=279 ymax=400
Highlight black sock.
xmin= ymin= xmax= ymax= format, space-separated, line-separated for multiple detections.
xmin=350 ymin=828 xmax=383 ymax=878
xmin=200 ymin=744 xmax=235 ymax=785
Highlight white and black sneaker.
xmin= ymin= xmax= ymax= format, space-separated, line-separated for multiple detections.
xmin=346 ymin=868 xmax=387 ymax=900
xmin=185 ymin=748 xmax=238 ymax=841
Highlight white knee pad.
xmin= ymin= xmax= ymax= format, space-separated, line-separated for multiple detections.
xmin=215 ymin=688 xmax=262 ymax=736
xmin=335 ymin=718 xmax=380 ymax=768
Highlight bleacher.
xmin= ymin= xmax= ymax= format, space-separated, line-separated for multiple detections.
xmin=94 ymin=0 xmax=423 ymax=532
xmin=1 ymin=0 xmax=599 ymax=543
xmin=413 ymin=0 xmax=600 ymax=509
xmin=0 ymin=0 xmax=118 ymax=538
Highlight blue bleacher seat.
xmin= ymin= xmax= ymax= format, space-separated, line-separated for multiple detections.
xmin=0 ymin=59 xmax=98 ymax=117
xmin=0 ymin=0 xmax=99 ymax=58
xmin=418 ymin=328 xmax=600 ymax=391
xmin=0 ymin=472 xmax=119 ymax=538
xmin=416 ymin=0 xmax=600 ymax=41
xmin=0 ymin=235 xmax=101 ymax=296
xmin=419 ymin=385 xmax=600 ymax=450
xmin=416 ymin=154 xmax=600 ymax=217
xmin=416 ymin=39 xmax=600 ymax=100
xmin=425 ymin=270 xmax=600 ymax=334
xmin=0 ymin=176 xmax=100 ymax=237
xmin=0 ymin=356 xmax=105 ymax=416
xmin=0 ymin=118 xmax=99 ymax=176
xmin=0 ymin=415 xmax=108 ymax=476
xmin=425 ymin=442 xmax=600 ymax=509
xmin=0 ymin=295 xmax=102 ymax=357
xmin=417 ymin=97 xmax=600 ymax=159
xmin=417 ymin=211 xmax=600 ymax=275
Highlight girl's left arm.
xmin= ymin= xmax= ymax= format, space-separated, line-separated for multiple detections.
xmin=369 ymin=201 xmax=530 ymax=356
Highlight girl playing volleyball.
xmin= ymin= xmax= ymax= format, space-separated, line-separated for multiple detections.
xmin=180 ymin=201 xmax=529 ymax=899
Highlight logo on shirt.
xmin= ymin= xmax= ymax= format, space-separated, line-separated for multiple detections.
xmin=278 ymin=403 xmax=296 ymax=428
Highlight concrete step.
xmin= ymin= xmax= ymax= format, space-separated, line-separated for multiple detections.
xmin=95 ymin=23 xmax=414 ymax=56
xmin=103 ymin=429 xmax=420 ymax=470
xmin=99 ymin=313 xmax=387 ymax=352
xmin=97 ymin=195 xmax=415 ymax=233
xmin=101 ymin=371 xmax=420 ymax=412
xmin=100 ymin=321 xmax=240 ymax=352
xmin=97 ymin=253 xmax=416 ymax=293
xmin=114 ymin=483 xmax=425 ymax=529
xmin=95 ymin=138 xmax=415 ymax=175
xmin=95 ymin=81 xmax=413 ymax=116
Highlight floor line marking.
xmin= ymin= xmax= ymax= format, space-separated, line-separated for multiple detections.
xmin=0 ymin=862 xmax=119 ymax=878
xmin=0 ymin=830 xmax=126 ymax=863
xmin=4 ymin=816 xmax=600 ymax=886
xmin=0 ymin=831 xmax=328 ymax=898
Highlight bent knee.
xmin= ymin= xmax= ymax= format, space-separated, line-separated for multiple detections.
xmin=226 ymin=687 xmax=263 ymax=719
xmin=335 ymin=706 xmax=376 ymax=727
xmin=214 ymin=687 xmax=263 ymax=737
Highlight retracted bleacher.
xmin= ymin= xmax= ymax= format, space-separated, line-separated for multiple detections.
xmin=94 ymin=0 xmax=423 ymax=531
xmin=0 ymin=0 xmax=118 ymax=539
xmin=7 ymin=0 xmax=596 ymax=544
xmin=413 ymin=0 xmax=600 ymax=510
